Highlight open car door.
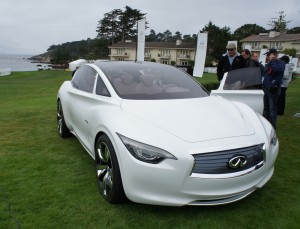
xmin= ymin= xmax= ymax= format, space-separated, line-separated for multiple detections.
xmin=210 ymin=67 xmax=264 ymax=114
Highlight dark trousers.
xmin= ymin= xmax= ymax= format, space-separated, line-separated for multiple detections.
xmin=277 ymin=87 xmax=287 ymax=115
xmin=263 ymin=87 xmax=281 ymax=129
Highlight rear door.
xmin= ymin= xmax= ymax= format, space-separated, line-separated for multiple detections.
xmin=210 ymin=68 xmax=264 ymax=114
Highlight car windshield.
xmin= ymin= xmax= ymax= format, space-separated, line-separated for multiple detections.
xmin=94 ymin=61 xmax=208 ymax=100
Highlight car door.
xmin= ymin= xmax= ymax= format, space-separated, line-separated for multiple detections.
xmin=68 ymin=65 xmax=98 ymax=151
xmin=210 ymin=67 xmax=264 ymax=114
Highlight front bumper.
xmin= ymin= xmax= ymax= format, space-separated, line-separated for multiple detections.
xmin=116 ymin=135 xmax=278 ymax=206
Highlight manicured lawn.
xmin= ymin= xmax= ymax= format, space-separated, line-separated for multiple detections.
xmin=0 ymin=71 xmax=299 ymax=229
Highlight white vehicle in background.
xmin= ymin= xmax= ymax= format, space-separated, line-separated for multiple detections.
xmin=57 ymin=61 xmax=278 ymax=206
xmin=37 ymin=64 xmax=52 ymax=71
xmin=68 ymin=59 xmax=88 ymax=71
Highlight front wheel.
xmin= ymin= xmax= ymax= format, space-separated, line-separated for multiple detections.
xmin=95 ymin=135 xmax=126 ymax=203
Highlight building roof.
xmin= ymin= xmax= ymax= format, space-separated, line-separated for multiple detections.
xmin=109 ymin=41 xmax=196 ymax=49
xmin=240 ymin=33 xmax=300 ymax=42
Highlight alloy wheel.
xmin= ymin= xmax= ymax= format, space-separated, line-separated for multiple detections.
xmin=96 ymin=141 xmax=113 ymax=197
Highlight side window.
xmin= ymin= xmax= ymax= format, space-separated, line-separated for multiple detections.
xmin=71 ymin=65 xmax=96 ymax=93
xmin=96 ymin=76 xmax=111 ymax=97
xmin=224 ymin=68 xmax=262 ymax=90
xmin=71 ymin=67 xmax=82 ymax=89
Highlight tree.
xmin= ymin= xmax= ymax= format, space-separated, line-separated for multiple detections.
xmin=146 ymin=29 xmax=157 ymax=42
xmin=283 ymin=48 xmax=296 ymax=57
xmin=232 ymin=24 xmax=267 ymax=41
xmin=119 ymin=6 xmax=147 ymax=42
xmin=200 ymin=21 xmax=231 ymax=65
xmin=96 ymin=6 xmax=147 ymax=44
xmin=96 ymin=9 xmax=122 ymax=44
xmin=287 ymin=27 xmax=300 ymax=34
xmin=162 ymin=30 xmax=173 ymax=42
xmin=268 ymin=11 xmax=292 ymax=34
xmin=172 ymin=31 xmax=182 ymax=41
xmin=182 ymin=34 xmax=196 ymax=42
xmin=156 ymin=32 xmax=164 ymax=42
xmin=50 ymin=47 xmax=70 ymax=65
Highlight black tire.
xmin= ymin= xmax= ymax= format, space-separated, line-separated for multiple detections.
xmin=57 ymin=100 xmax=72 ymax=138
xmin=95 ymin=134 xmax=126 ymax=203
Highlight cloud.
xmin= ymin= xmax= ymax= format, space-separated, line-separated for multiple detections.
xmin=0 ymin=0 xmax=299 ymax=54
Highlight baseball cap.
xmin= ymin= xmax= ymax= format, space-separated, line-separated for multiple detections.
xmin=226 ymin=43 xmax=236 ymax=49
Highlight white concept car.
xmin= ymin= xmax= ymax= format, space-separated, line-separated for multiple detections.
xmin=57 ymin=61 xmax=278 ymax=206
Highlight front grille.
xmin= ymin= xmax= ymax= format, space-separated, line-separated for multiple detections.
xmin=192 ymin=144 xmax=265 ymax=174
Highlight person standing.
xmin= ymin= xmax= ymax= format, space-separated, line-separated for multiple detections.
xmin=277 ymin=55 xmax=294 ymax=115
xmin=262 ymin=49 xmax=285 ymax=129
xmin=217 ymin=43 xmax=246 ymax=81
xmin=252 ymin=52 xmax=260 ymax=62
xmin=242 ymin=49 xmax=264 ymax=76
xmin=241 ymin=49 xmax=257 ymax=67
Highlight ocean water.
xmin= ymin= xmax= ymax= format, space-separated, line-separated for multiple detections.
xmin=0 ymin=54 xmax=44 ymax=72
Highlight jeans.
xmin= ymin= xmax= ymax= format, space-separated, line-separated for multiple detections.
xmin=263 ymin=87 xmax=281 ymax=129
xmin=277 ymin=87 xmax=287 ymax=115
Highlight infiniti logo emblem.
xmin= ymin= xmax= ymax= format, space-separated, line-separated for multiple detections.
xmin=228 ymin=155 xmax=248 ymax=169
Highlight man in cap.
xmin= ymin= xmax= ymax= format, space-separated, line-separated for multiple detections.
xmin=217 ymin=43 xmax=246 ymax=81
xmin=262 ymin=48 xmax=285 ymax=129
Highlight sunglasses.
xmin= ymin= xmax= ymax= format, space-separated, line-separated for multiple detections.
xmin=227 ymin=49 xmax=234 ymax=51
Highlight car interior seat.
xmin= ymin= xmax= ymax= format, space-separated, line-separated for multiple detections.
xmin=113 ymin=73 xmax=138 ymax=94
xmin=136 ymin=74 xmax=163 ymax=94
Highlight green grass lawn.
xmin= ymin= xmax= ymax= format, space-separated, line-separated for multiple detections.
xmin=0 ymin=71 xmax=299 ymax=229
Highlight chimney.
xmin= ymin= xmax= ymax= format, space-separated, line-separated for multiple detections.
xmin=269 ymin=31 xmax=280 ymax=38
xmin=176 ymin=39 xmax=182 ymax=46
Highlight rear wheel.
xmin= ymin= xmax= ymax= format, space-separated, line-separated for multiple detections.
xmin=57 ymin=100 xmax=72 ymax=138
xmin=95 ymin=135 xmax=126 ymax=203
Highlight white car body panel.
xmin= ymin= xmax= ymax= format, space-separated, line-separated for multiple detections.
xmin=57 ymin=61 xmax=278 ymax=206
xmin=211 ymin=69 xmax=264 ymax=114
xmin=120 ymin=97 xmax=255 ymax=143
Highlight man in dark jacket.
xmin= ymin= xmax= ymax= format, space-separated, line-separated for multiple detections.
xmin=242 ymin=49 xmax=264 ymax=76
xmin=262 ymin=48 xmax=285 ymax=129
xmin=217 ymin=43 xmax=246 ymax=81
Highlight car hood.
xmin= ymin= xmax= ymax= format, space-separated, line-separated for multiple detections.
xmin=120 ymin=96 xmax=255 ymax=143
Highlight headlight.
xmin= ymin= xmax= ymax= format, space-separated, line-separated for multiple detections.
xmin=117 ymin=133 xmax=177 ymax=164
xmin=270 ymin=127 xmax=277 ymax=146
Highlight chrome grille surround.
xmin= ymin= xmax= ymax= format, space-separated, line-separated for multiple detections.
xmin=187 ymin=187 xmax=256 ymax=206
xmin=191 ymin=144 xmax=265 ymax=178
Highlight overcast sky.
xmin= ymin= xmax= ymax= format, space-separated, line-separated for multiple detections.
xmin=0 ymin=0 xmax=299 ymax=55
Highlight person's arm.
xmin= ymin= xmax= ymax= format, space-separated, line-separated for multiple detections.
xmin=282 ymin=65 xmax=289 ymax=80
xmin=217 ymin=57 xmax=224 ymax=81
xmin=268 ymin=60 xmax=285 ymax=75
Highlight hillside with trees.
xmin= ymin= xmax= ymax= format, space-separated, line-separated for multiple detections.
xmin=30 ymin=8 xmax=297 ymax=66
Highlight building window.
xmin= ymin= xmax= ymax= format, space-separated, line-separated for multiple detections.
xmin=116 ymin=49 xmax=125 ymax=54
xmin=160 ymin=49 xmax=170 ymax=57
xmin=180 ymin=50 xmax=190 ymax=55
xmin=180 ymin=61 xmax=188 ymax=65
xmin=160 ymin=49 xmax=170 ymax=54
xmin=161 ymin=60 xmax=170 ymax=65
xmin=270 ymin=41 xmax=282 ymax=49
xmin=250 ymin=42 xmax=260 ymax=49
